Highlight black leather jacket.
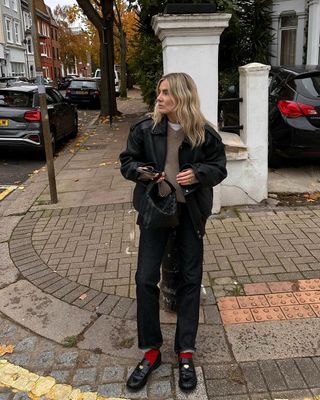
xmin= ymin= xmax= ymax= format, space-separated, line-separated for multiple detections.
xmin=119 ymin=116 xmax=227 ymax=238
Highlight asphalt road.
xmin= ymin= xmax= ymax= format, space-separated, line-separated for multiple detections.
xmin=0 ymin=108 xmax=99 ymax=186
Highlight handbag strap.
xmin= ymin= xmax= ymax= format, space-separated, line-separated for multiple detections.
xmin=162 ymin=179 xmax=176 ymax=193
xmin=146 ymin=178 xmax=176 ymax=193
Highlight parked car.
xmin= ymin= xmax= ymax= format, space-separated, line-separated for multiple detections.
xmin=0 ymin=76 xmax=32 ymax=88
xmin=268 ymin=65 xmax=320 ymax=166
xmin=29 ymin=77 xmax=54 ymax=86
xmin=57 ymin=75 xmax=79 ymax=90
xmin=65 ymin=78 xmax=102 ymax=107
xmin=0 ymin=85 xmax=78 ymax=157
xmin=219 ymin=65 xmax=320 ymax=167
xmin=93 ymin=67 xmax=120 ymax=96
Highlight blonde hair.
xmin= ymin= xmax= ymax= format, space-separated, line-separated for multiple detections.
xmin=153 ymin=72 xmax=206 ymax=148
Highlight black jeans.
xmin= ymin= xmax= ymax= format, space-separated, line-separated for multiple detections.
xmin=136 ymin=204 xmax=204 ymax=353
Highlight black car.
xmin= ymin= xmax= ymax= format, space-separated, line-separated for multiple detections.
xmin=269 ymin=66 xmax=320 ymax=166
xmin=219 ymin=65 xmax=320 ymax=166
xmin=0 ymin=85 xmax=78 ymax=157
xmin=57 ymin=75 xmax=79 ymax=90
xmin=65 ymin=78 xmax=101 ymax=108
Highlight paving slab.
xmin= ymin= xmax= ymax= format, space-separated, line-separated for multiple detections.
xmin=225 ymin=318 xmax=320 ymax=362
xmin=0 ymin=280 xmax=93 ymax=343
xmin=0 ymin=216 xmax=22 ymax=242
xmin=79 ymin=315 xmax=232 ymax=364
xmin=173 ymin=367 xmax=208 ymax=400
xmin=0 ymin=182 xmax=47 ymax=217
xmin=0 ymin=243 xmax=19 ymax=288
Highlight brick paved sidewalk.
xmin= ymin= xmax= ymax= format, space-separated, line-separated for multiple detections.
xmin=2 ymin=89 xmax=320 ymax=399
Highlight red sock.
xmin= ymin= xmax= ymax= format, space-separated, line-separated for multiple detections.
xmin=179 ymin=352 xmax=193 ymax=360
xmin=144 ymin=349 xmax=160 ymax=365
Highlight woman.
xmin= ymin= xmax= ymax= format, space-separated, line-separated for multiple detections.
xmin=120 ymin=72 xmax=227 ymax=392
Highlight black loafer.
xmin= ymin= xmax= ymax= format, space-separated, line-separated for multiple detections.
xmin=179 ymin=357 xmax=197 ymax=391
xmin=126 ymin=352 xmax=161 ymax=391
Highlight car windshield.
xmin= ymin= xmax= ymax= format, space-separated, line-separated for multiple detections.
xmin=69 ymin=80 xmax=97 ymax=89
xmin=294 ymin=74 xmax=320 ymax=98
xmin=0 ymin=90 xmax=34 ymax=107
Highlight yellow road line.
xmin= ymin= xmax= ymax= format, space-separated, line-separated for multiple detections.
xmin=0 ymin=186 xmax=17 ymax=201
xmin=0 ymin=359 xmax=130 ymax=400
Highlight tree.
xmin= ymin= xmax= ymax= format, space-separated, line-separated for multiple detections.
xmin=113 ymin=0 xmax=138 ymax=97
xmin=129 ymin=0 xmax=274 ymax=107
xmin=217 ymin=0 xmax=274 ymax=94
xmin=76 ymin=0 xmax=118 ymax=117
xmin=54 ymin=5 xmax=91 ymax=73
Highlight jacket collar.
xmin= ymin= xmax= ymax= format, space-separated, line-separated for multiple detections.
xmin=152 ymin=116 xmax=168 ymax=135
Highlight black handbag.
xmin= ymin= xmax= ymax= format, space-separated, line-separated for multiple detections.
xmin=139 ymin=179 xmax=179 ymax=229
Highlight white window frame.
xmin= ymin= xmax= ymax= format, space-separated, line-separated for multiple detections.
xmin=279 ymin=13 xmax=297 ymax=66
xmin=13 ymin=21 xmax=21 ymax=44
xmin=23 ymin=12 xmax=31 ymax=30
xmin=4 ymin=0 xmax=9 ymax=8
xmin=42 ymin=22 xmax=46 ymax=36
xmin=5 ymin=17 xmax=13 ymax=43
xmin=11 ymin=0 xmax=17 ymax=11
xmin=11 ymin=62 xmax=25 ymax=77
xmin=40 ymin=41 xmax=47 ymax=57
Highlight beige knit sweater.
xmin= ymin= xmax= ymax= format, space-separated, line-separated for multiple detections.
xmin=158 ymin=124 xmax=185 ymax=203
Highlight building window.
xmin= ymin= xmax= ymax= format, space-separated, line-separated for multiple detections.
xmin=280 ymin=13 xmax=297 ymax=66
xmin=4 ymin=0 xmax=9 ymax=7
xmin=14 ymin=21 xmax=21 ymax=44
xmin=11 ymin=0 xmax=17 ymax=11
xmin=23 ymin=12 xmax=32 ymax=30
xmin=11 ymin=62 xmax=25 ymax=77
xmin=27 ymin=38 xmax=32 ymax=54
xmin=40 ymin=42 xmax=47 ymax=56
xmin=5 ymin=18 xmax=13 ymax=43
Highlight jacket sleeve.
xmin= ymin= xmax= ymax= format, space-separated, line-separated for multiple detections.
xmin=119 ymin=124 xmax=148 ymax=183
xmin=188 ymin=130 xmax=227 ymax=188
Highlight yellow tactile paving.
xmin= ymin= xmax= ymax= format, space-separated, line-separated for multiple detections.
xmin=219 ymin=278 xmax=320 ymax=325
xmin=0 ymin=359 xmax=130 ymax=400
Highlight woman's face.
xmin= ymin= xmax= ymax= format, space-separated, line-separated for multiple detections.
xmin=156 ymin=79 xmax=177 ymax=122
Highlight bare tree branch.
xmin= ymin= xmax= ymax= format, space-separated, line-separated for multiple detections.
xmin=76 ymin=0 xmax=102 ymax=29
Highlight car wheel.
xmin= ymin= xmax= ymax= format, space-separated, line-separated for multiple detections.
xmin=69 ymin=114 xmax=78 ymax=138
xmin=268 ymin=134 xmax=282 ymax=168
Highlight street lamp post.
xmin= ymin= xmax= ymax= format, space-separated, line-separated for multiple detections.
xmin=23 ymin=30 xmax=30 ymax=79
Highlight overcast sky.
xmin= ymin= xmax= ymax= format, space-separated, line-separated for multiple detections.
xmin=45 ymin=0 xmax=76 ymax=11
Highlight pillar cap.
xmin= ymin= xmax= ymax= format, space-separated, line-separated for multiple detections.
xmin=152 ymin=13 xmax=231 ymax=38
xmin=239 ymin=63 xmax=271 ymax=75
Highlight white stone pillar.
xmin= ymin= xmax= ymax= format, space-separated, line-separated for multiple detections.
xmin=152 ymin=13 xmax=231 ymax=126
xmin=307 ymin=0 xmax=320 ymax=65
xmin=239 ymin=63 xmax=270 ymax=203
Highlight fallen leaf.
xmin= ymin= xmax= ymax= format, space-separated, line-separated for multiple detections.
xmin=79 ymin=293 xmax=87 ymax=300
xmin=0 ymin=344 xmax=15 ymax=356
xmin=99 ymin=162 xmax=106 ymax=166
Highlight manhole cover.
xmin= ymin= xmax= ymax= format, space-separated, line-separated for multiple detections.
xmin=0 ymin=185 xmax=17 ymax=201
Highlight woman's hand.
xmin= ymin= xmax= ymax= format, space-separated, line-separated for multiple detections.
xmin=176 ymin=168 xmax=197 ymax=186
xmin=155 ymin=172 xmax=165 ymax=183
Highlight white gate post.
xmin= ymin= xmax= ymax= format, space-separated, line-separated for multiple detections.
xmin=152 ymin=13 xmax=231 ymax=213
xmin=239 ymin=63 xmax=270 ymax=203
